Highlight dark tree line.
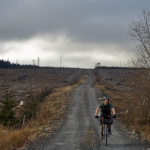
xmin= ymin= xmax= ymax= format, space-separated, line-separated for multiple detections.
xmin=0 ymin=59 xmax=39 ymax=68
xmin=95 ymin=66 xmax=131 ymax=69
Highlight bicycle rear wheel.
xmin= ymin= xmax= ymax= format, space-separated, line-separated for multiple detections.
xmin=105 ymin=125 xmax=107 ymax=146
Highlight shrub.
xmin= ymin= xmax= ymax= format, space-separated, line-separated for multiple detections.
xmin=21 ymin=89 xmax=53 ymax=121
xmin=0 ymin=92 xmax=16 ymax=126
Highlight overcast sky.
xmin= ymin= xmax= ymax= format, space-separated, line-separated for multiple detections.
xmin=0 ymin=0 xmax=150 ymax=68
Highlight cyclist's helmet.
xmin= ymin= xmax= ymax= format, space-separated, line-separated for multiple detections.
xmin=103 ymin=96 xmax=109 ymax=101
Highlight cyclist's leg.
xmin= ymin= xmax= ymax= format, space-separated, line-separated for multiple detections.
xmin=108 ymin=125 xmax=112 ymax=135
xmin=100 ymin=114 xmax=103 ymax=131
xmin=100 ymin=114 xmax=104 ymax=139
xmin=108 ymin=114 xmax=113 ymax=134
xmin=100 ymin=125 xmax=103 ymax=134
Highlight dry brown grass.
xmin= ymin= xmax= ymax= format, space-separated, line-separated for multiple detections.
xmin=0 ymin=72 xmax=87 ymax=150
xmin=0 ymin=127 xmax=31 ymax=150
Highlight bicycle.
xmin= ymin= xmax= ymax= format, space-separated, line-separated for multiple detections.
xmin=96 ymin=115 xmax=116 ymax=146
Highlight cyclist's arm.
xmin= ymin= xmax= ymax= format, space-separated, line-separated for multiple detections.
xmin=95 ymin=107 xmax=100 ymax=115
xmin=111 ymin=107 xmax=116 ymax=115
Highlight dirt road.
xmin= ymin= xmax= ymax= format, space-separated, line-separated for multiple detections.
xmin=24 ymin=70 xmax=147 ymax=150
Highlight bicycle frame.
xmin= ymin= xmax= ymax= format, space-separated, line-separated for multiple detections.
xmin=103 ymin=124 xmax=108 ymax=146
xmin=101 ymin=115 xmax=112 ymax=146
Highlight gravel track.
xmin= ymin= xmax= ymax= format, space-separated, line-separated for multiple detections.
xmin=23 ymin=70 xmax=147 ymax=150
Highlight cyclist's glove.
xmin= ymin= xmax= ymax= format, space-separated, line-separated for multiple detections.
xmin=95 ymin=115 xmax=99 ymax=118
xmin=112 ymin=115 xmax=116 ymax=118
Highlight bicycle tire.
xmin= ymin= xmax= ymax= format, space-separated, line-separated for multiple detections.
xmin=103 ymin=125 xmax=105 ymax=139
xmin=105 ymin=125 xmax=107 ymax=146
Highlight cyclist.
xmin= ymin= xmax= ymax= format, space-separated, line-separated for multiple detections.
xmin=95 ymin=96 xmax=116 ymax=139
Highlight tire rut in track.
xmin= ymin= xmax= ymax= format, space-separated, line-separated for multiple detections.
xmin=80 ymin=86 xmax=101 ymax=150
xmin=43 ymin=83 xmax=89 ymax=150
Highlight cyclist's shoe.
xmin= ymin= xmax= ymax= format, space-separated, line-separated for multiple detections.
xmin=108 ymin=128 xmax=111 ymax=135
xmin=101 ymin=133 xmax=104 ymax=140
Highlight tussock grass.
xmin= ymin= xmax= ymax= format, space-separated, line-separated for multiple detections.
xmin=0 ymin=127 xmax=31 ymax=150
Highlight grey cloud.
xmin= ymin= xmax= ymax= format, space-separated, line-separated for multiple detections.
xmin=0 ymin=0 xmax=150 ymax=68
xmin=0 ymin=0 xmax=150 ymax=44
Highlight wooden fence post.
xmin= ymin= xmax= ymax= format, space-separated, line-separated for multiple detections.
xmin=22 ymin=115 xmax=25 ymax=129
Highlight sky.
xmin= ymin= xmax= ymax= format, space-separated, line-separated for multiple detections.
xmin=0 ymin=0 xmax=150 ymax=68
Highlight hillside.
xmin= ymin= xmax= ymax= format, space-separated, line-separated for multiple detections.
xmin=0 ymin=68 xmax=86 ymax=150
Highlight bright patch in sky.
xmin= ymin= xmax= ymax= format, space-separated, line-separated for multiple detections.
xmin=0 ymin=35 xmax=132 ymax=68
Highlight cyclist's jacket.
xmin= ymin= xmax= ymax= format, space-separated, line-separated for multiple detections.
xmin=98 ymin=103 xmax=113 ymax=115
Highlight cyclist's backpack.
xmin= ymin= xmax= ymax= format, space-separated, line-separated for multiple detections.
xmin=101 ymin=103 xmax=111 ymax=114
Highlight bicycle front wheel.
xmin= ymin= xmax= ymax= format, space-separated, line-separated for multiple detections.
xmin=105 ymin=125 xmax=107 ymax=146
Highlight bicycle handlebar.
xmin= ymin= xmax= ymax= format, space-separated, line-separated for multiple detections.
xmin=95 ymin=115 xmax=117 ymax=119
